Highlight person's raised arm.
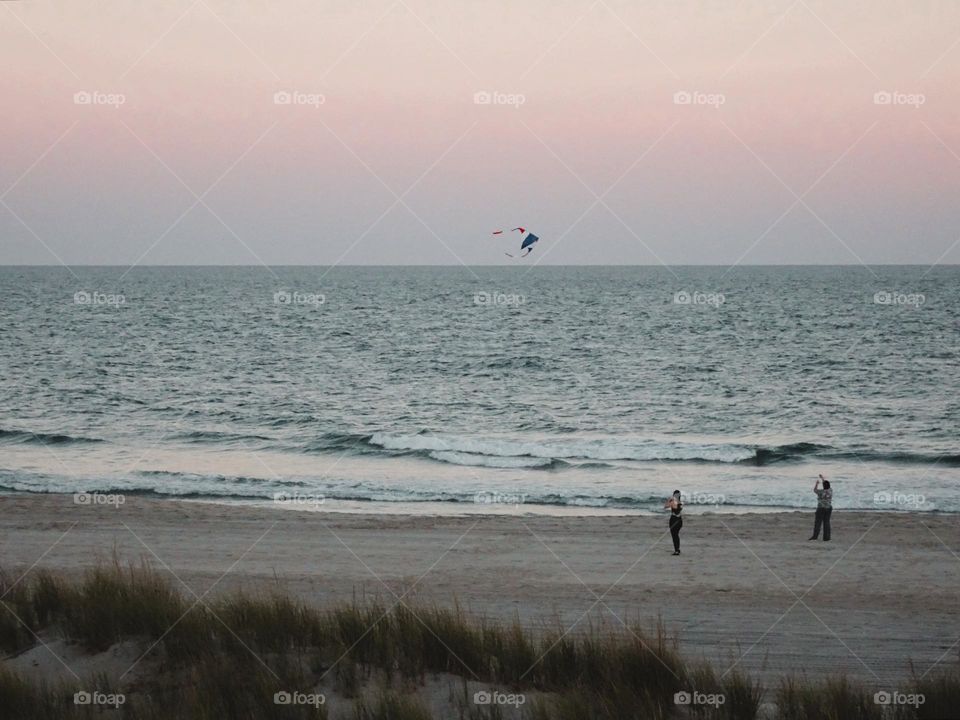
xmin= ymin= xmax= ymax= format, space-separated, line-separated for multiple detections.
xmin=814 ymin=474 xmax=822 ymax=493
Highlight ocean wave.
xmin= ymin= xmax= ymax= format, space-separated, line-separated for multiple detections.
xmin=357 ymin=433 xmax=956 ymax=469
xmin=172 ymin=430 xmax=273 ymax=444
xmin=369 ymin=432 xmax=756 ymax=466
xmin=428 ymin=451 xmax=565 ymax=469
xmin=0 ymin=485 xmax=274 ymax=502
xmin=0 ymin=481 xmax=690 ymax=510
xmin=303 ymin=432 xmax=380 ymax=454
xmin=747 ymin=445 xmax=960 ymax=467
xmin=824 ymin=451 xmax=960 ymax=467
xmin=134 ymin=470 xmax=308 ymax=487
xmin=0 ymin=428 xmax=104 ymax=446
xmin=480 ymin=356 xmax=546 ymax=371
xmin=747 ymin=442 xmax=830 ymax=465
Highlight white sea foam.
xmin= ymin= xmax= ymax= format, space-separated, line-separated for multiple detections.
xmin=428 ymin=450 xmax=555 ymax=468
xmin=370 ymin=432 xmax=754 ymax=464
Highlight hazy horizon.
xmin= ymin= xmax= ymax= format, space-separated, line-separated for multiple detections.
xmin=3 ymin=262 xmax=958 ymax=268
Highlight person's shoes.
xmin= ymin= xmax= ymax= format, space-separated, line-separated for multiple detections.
xmin=672 ymin=550 xmax=680 ymax=556
xmin=823 ymin=539 xmax=830 ymax=542
xmin=807 ymin=536 xmax=817 ymax=541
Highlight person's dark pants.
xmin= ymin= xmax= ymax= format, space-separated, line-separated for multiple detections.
xmin=812 ymin=507 xmax=832 ymax=541
xmin=669 ymin=516 xmax=682 ymax=552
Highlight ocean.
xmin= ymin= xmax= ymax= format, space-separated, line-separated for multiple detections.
xmin=1 ymin=265 xmax=957 ymax=514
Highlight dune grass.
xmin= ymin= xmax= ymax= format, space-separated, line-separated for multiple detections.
xmin=776 ymin=674 xmax=881 ymax=720
xmin=0 ymin=561 xmax=956 ymax=719
xmin=351 ymin=690 xmax=433 ymax=720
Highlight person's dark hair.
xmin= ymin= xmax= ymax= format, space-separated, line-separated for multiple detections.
xmin=673 ymin=489 xmax=681 ymax=497
xmin=823 ymin=480 xmax=831 ymax=489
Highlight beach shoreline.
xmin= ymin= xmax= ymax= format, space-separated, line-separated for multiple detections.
xmin=3 ymin=492 xmax=957 ymax=688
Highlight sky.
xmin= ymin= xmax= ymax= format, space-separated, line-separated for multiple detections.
xmin=1 ymin=0 xmax=959 ymax=268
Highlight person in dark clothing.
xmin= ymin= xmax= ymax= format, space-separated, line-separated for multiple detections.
xmin=809 ymin=474 xmax=832 ymax=541
xmin=664 ymin=490 xmax=683 ymax=555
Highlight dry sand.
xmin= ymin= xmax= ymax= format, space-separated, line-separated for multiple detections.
xmin=2 ymin=493 xmax=958 ymax=688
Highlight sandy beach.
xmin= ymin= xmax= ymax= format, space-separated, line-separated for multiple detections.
xmin=2 ymin=493 xmax=956 ymax=688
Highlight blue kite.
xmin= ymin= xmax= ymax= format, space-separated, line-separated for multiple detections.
xmin=492 ymin=227 xmax=540 ymax=258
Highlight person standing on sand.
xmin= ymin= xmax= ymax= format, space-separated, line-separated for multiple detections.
xmin=809 ymin=474 xmax=832 ymax=541
xmin=664 ymin=490 xmax=683 ymax=555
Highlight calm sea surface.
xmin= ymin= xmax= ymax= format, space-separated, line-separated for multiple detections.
xmin=1 ymin=266 xmax=957 ymax=514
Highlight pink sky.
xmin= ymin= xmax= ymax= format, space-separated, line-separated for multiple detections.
xmin=2 ymin=0 xmax=959 ymax=265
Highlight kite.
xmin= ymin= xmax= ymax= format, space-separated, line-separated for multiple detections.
xmin=492 ymin=227 xmax=540 ymax=258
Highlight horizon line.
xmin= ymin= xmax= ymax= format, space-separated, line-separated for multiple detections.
xmin=2 ymin=263 xmax=957 ymax=269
